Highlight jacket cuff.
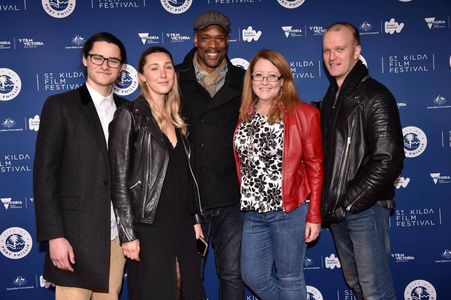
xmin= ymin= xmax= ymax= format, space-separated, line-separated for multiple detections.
xmin=193 ymin=213 xmax=205 ymax=224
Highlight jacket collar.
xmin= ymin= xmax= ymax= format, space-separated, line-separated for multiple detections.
xmin=333 ymin=60 xmax=369 ymax=96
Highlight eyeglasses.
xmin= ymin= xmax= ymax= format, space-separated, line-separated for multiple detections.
xmin=251 ymin=73 xmax=282 ymax=82
xmin=88 ymin=54 xmax=122 ymax=69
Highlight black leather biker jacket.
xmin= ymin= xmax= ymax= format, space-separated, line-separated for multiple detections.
xmin=320 ymin=61 xmax=404 ymax=224
xmin=109 ymin=96 xmax=203 ymax=243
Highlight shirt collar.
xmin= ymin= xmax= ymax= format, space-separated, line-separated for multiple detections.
xmin=85 ymin=82 xmax=114 ymax=107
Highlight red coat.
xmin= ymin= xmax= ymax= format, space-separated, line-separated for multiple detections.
xmin=234 ymin=101 xmax=323 ymax=223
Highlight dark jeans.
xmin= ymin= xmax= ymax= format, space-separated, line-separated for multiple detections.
xmin=202 ymin=203 xmax=245 ymax=300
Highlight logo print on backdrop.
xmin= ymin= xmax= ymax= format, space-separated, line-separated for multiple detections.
xmin=138 ymin=33 xmax=160 ymax=45
xmin=394 ymin=176 xmax=410 ymax=189
xmin=427 ymin=95 xmax=450 ymax=109
xmin=0 ymin=68 xmax=22 ymax=101
xmin=242 ymin=26 xmax=262 ymax=42
xmin=5 ymin=275 xmax=35 ymax=291
xmin=281 ymin=26 xmax=303 ymax=38
xmin=308 ymin=25 xmax=326 ymax=36
xmin=42 ymin=0 xmax=76 ymax=18
xmin=1 ymin=197 xmax=12 ymax=209
xmin=17 ymin=37 xmax=45 ymax=48
xmin=435 ymin=249 xmax=451 ymax=263
xmin=306 ymin=286 xmax=323 ymax=300
xmin=429 ymin=172 xmax=451 ymax=184
xmin=29 ymin=115 xmax=40 ymax=131
xmin=359 ymin=21 xmax=379 ymax=35
xmin=1 ymin=118 xmax=16 ymax=129
xmin=0 ymin=227 xmax=32 ymax=259
xmin=384 ymin=18 xmax=404 ymax=34
xmin=424 ymin=17 xmax=447 ymax=29
xmin=391 ymin=252 xmax=415 ymax=263
xmin=165 ymin=32 xmax=190 ymax=43
xmin=384 ymin=53 xmax=434 ymax=74
xmin=402 ymin=126 xmax=427 ymax=158
xmin=404 ymin=279 xmax=437 ymax=300
xmin=0 ymin=40 xmax=13 ymax=49
xmin=160 ymin=0 xmax=192 ymax=14
xmin=394 ymin=208 xmax=441 ymax=227
xmin=289 ymin=60 xmax=319 ymax=79
xmin=277 ymin=0 xmax=306 ymax=9
xmin=114 ymin=64 xmax=138 ymax=96
xmin=65 ymin=34 xmax=84 ymax=49
xmin=230 ymin=58 xmax=249 ymax=70
xmin=324 ymin=253 xmax=341 ymax=269
xmin=304 ymin=256 xmax=320 ymax=270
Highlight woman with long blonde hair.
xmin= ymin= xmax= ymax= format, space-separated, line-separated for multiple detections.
xmin=109 ymin=46 xmax=204 ymax=300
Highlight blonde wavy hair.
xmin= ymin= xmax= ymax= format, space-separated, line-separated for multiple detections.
xmin=137 ymin=46 xmax=187 ymax=135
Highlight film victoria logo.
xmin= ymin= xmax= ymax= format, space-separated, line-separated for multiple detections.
xmin=230 ymin=58 xmax=250 ymax=70
xmin=391 ymin=252 xmax=415 ymax=263
xmin=429 ymin=172 xmax=451 ymax=184
xmin=6 ymin=275 xmax=35 ymax=291
xmin=113 ymin=64 xmax=139 ymax=96
xmin=307 ymin=25 xmax=326 ymax=36
xmin=404 ymin=279 xmax=437 ymax=300
xmin=0 ymin=68 xmax=22 ymax=101
xmin=165 ymin=32 xmax=190 ymax=43
xmin=394 ymin=208 xmax=442 ymax=228
xmin=281 ymin=26 xmax=304 ymax=38
xmin=277 ymin=0 xmax=306 ymax=9
xmin=306 ymin=285 xmax=323 ymax=300
xmin=384 ymin=18 xmax=404 ymax=34
xmin=160 ymin=0 xmax=192 ymax=14
xmin=427 ymin=95 xmax=450 ymax=109
xmin=435 ymin=249 xmax=451 ymax=263
xmin=17 ymin=37 xmax=45 ymax=49
xmin=0 ymin=227 xmax=32 ymax=259
xmin=424 ymin=17 xmax=447 ymax=30
xmin=402 ymin=126 xmax=427 ymax=158
xmin=42 ymin=0 xmax=76 ymax=18
xmin=242 ymin=26 xmax=262 ymax=42
xmin=138 ymin=33 xmax=160 ymax=45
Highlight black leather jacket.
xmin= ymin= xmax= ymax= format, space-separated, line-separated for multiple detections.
xmin=320 ymin=61 xmax=404 ymax=224
xmin=109 ymin=96 xmax=203 ymax=243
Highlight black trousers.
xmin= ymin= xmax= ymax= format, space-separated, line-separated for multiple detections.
xmin=201 ymin=204 xmax=245 ymax=300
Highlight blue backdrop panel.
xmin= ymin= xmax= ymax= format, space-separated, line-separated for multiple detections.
xmin=1 ymin=1 xmax=450 ymax=299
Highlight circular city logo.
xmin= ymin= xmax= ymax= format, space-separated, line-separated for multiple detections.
xmin=230 ymin=58 xmax=250 ymax=70
xmin=114 ymin=64 xmax=139 ymax=96
xmin=359 ymin=54 xmax=368 ymax=68
xmin=42 ymin=0 xmax=76 ymax=19
xmin=0 ymin=68 xmax=22 ymax=101
xmin=404 ymin=279 xmax=437 ymax=300
xmin=403 ymin=126 xmax=427 ymax=158
xmin=277 ymin=0 xmax=306 ymax=9
xmin=0 ymin=227 xmax=32 ymax=259
xmin=306 ymin=285 xmax=323 ymax=300
xmin=160 ymin=0 xmax=192 ymax=14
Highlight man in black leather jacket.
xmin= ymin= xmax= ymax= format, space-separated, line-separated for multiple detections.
xmin=320 ymin=22 xmax=404 ymax=300
xmin=176 ymin=11 xmax=245 ymax=299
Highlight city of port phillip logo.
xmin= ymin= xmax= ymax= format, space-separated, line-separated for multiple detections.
xmin=42 ymin=0 xmax=76 ymax=18
xmin=277 ymin=0 xmax=306 ymax=9
xmin=0 ymin=227 xmax=32 ymax=259
xmin=160 ymin=0 xmax=192 ymax=14
xmin=306 ymin=286 xmax=323 ymax=300
xmin=402 ymin=126 xmax=427 ymax=158
xmin=0 ymin=68 xmax=22 ymax=101
xmin=114 ymin=64 xmax=138 ymax=96
xmin=404 ymin=279 xmax=436 ymax=300
xmin=230 ymin=58 xmax=249 ymax=70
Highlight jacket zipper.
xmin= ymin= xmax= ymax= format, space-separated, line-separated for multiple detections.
xmin=129 ymin=180 xmax=142 ymax=190
xmin=182 ymin=134 xmax=204 ymax=216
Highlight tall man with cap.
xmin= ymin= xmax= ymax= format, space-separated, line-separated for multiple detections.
xmin=176 ymin=11 xmax=245 ymax=299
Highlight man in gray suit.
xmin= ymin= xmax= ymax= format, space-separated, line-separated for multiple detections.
xmin=34 ymin=32 xmax=127 ymax=299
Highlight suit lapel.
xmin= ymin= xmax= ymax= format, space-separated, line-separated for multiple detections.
xmin=79 ymin=84 xmax=108 ymax=155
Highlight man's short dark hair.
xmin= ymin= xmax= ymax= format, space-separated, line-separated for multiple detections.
xmin=326 ymin=22 xmax=361 ymax=46
xmin=82 ymin=32 xmax=127 ymax=63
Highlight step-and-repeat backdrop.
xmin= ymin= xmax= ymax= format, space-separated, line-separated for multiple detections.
xmin=1 ymin=1 xmax=450 ymax=299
